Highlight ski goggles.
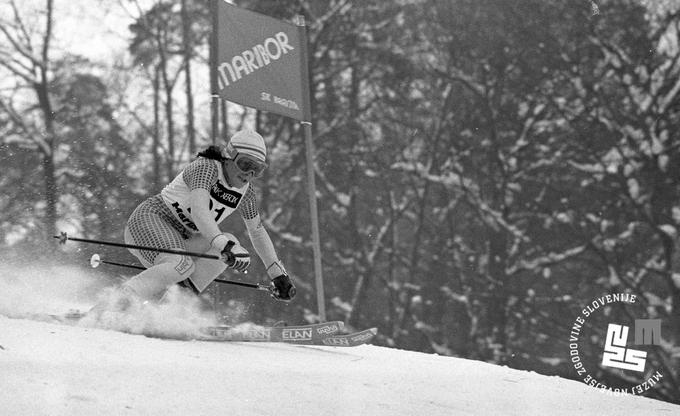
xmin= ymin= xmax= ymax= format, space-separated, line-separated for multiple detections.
xmin=233 ymin=153 xmax=267 ymax=177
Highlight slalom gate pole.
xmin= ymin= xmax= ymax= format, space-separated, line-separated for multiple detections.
xmin=55 ymin=231 xmax=220 ymax=260
xmin=89 ymin=253 xmax=271 ymax=293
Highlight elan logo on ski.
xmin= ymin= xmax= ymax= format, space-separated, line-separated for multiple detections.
xmin=282 ymin=328 xmax=313 ymax=341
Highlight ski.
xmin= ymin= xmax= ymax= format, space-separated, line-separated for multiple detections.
xmin=30 ymin=310 xmax=377 ymax=347
xmin=51 ymin=310 xmax=87 ymax=322
xmin=199 ymin=321 xmax=345 ymax=343
xmin=199 ymin=323 xmax=378 ymax=347
xmin=318 ymin=328 xmax=378 ymax=347
xmin=22 ymin=310 xmax=86 ymax=325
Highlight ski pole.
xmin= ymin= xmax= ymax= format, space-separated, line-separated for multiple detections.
xmin=90 ymin=253 xmax=144 ymax=270
xmin=89 ymin=254 xmax=271 ymax=292
xmin=54 ymin=232 xmax=221 ymax=261
xmin=213 ymin=278 xmax=271 ymax=292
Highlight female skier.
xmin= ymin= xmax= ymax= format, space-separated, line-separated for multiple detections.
xmin=119 ymin=129 xmax=295 ymax=304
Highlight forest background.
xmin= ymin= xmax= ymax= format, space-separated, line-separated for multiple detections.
xmin=1 ymin=0 xmax=679 ymax=404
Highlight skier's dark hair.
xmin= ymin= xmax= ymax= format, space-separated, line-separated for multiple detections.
xmin=197 ymin=145 xmax=226 ymax=161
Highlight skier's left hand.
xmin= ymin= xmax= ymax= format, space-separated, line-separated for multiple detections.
xmin=270 ymin=274 xmax=296 ymax=302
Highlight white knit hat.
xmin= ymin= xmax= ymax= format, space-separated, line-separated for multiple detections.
xmin=227 ymin=129 xmax=266 ymax=162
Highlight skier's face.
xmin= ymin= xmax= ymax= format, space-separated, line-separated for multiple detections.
xmin=233 ymin=153 xmax=267 ymax=177
xmin=224 ymin=153 xmax=266 ymax=187
xmin=224 ymin=159 xmax=251 ymax=187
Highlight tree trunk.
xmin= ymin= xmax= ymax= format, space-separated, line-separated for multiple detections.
xmin=153 ymin=65 xmax=161 ymax=189
xmin=36 ymin=0 xmax=57 ymax=242
xmin=39 ymin=141 xmax=57 ymax=240
xmin=181 ymin=0 xmax=196 ymax=156
xmin=154 ymin=22 xmax=174 ymax=180
xmin=163 ymin=69 xmax=174 ymax=179
xmin=35 ymin=80 xmax=57 ymax=240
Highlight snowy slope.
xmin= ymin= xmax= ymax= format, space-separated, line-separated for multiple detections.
xmin=1 ymin=316 xmax=679 ymax=416
xmin=1 ymin=264 xmax=679 ymax=415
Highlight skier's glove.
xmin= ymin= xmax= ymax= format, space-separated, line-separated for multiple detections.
xmin=225 ymin=244 xmax=250 ymax=273
xmin=213 ymin=233 xmax=251 ymax=273
xmin=270 ymin=274 xmax=296 ymax=302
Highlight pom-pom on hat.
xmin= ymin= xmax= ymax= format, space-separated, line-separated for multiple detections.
xmin=227 ymin=129 xmax=266 ymax=162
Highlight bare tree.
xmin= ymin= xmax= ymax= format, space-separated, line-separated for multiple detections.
xmin=0 ymin=0 xmax=58 ymax=241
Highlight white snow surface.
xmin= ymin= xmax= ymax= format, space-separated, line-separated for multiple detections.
xmin=1 ymin=263 xmax=679 ymax=415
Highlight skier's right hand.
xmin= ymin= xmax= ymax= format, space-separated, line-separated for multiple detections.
xmin=212 ymin=233 xmax=251 ymax=273
xmin=224 ymin=244 xmax=250 ymax=273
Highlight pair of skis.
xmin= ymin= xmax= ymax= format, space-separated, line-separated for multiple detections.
xmin=46 ymin=311 xmax=377 ymax=347
xmin=200 ymin=321 xmax=377 ymax=347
